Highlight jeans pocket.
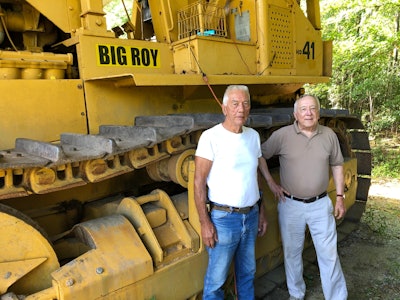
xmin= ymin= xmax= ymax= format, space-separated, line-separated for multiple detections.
xmin=211 ymin=209 xmax=230 ymax=219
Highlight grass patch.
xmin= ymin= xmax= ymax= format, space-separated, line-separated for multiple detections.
xmin=361 ymin=196 xmax=400 ymax=238
xmin=370 ymin=133 xmax=400 ymax=178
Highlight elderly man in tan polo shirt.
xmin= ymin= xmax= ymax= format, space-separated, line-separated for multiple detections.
xmin=261 ymin=94 xmax=347 ymax=300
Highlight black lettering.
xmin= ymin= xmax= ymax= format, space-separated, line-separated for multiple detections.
xmin=150 ymin=49 xmax=158 ymax=66
xmin=141 ymin=48 xmax=150 ymax=66
xmin=117 ymin=47 xmax=127 ymax=65
xmin=131 ymin=48 xmax=140 ymax=65
xmin=98 ymin=45 xmax=110 ymax=64
xmin=310 ymin=42 xmax=315 ymax=59
xmin=110 ymin=46 xmax=117 ymax=64
xmin=303 ymin=42 xmax=310 ymax=58
xmin=302 ymin=41 xmax=315 ymax=60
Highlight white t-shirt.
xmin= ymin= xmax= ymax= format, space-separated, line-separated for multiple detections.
xmin=195 ymin=124 xmax=261 ymax=207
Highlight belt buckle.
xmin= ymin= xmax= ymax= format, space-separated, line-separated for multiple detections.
xmin=303 ymin=197 xmax=313 ymax=203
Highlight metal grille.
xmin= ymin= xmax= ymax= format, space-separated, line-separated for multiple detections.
xmin=269 ymin=5 xmax=293 ymax=68
xmin=177 ymin=1 xmax=227 ymax=40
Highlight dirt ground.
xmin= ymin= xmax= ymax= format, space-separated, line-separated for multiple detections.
xmin=305 ymin=178 xmax=400 ymax=299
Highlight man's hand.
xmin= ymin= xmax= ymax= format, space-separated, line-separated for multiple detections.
xmin=258 ymin=157 xmax=287 ymax=202
xmin=257 ymin=204 xmax=268 ymax=237
xmin=334 ymin=197 xmax=346 ymax=219
xmin=201 ymin=218 xmax=218 ymax=248
xmin=268 ymin=180 xmax=288 ymax=202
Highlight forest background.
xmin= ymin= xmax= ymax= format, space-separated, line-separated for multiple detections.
xmin=104 ymin=0 xmax=400 ymax=179
xmin=307 ymin=0 xmax=400 ymax=179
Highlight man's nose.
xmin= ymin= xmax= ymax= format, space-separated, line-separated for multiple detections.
xmin=237 ymin=102 xmax=246 ymax=111
xmin=305 ymin=108 xmax=313 ymax=114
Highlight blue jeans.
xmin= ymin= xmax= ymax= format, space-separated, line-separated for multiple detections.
xmin=203 ymin=205 xmax=259 ymax=300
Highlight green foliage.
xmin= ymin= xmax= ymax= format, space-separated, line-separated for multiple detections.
xmin=361 ymin=193 xmax=400 ymax=238
xmin=371 ymin=137 xmax=400 ymax=178
xmin=361 ymin=205 xmax=388 ymax=236
xmin=104 ymin=0 xmax=133 ymax=30
xmin=371 ymin=110 xmax=398 ymax=133
xmin=308 ymin=0 xmax=400 ymax=134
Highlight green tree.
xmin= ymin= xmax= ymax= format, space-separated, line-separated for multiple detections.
xmin=104 ymin=0 xmax=133 ymax=32
xmin=307 ymin=0 xmax=400 ymax=134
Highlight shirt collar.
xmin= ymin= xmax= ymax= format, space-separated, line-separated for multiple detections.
xmin=293 ymin=121 xmax=322 ymax=135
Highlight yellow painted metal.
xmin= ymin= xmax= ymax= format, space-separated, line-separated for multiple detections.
xmin=173 ymin=37 xmax=257 ymax=75
xmin=306 ymin=0 xmax=322 ymax=30
xmin=0 ymin=258 xmax=46 ymax=294
xmin=0 ymin=51 xmax=72 ymax=79
xmin=26 ymin=0 xmax=112 ymax=37
xmin=71 ymin=0 xmax=331 ymax=134
xmin=86 ymin=72 xmax=330 ymax=87
xmin=117 ymin=188 xmax=202 ymax=268
xmin=117 ymin=196 xmax=164 ymax=265
xmin=27 ymin=167 xmax=56 ymax=191
xmin=329 ymin=158 xmax=358 ymax=211
xmin=147 ymin=0 xmax=190 ymax=43
xmin=77 ymin=35 xmax=174 ymax=79
xmin=292 ymin=4 xmax=325 ymax=76
xmin=43 ymin=189 xmax=207 ymax=299
xmin=146 ymin=159 xmax=171 ymax=182
xmin=25 ymin=0 xmax=82 ymax=33
xmin=167 ymin=149 xmax=195 ymax=187
xmin=219 ymin=0 xmax=257 ymax=43
xmin=254 ymin=0 xmax=326 ymax=77
xmin=0 ymin=79 xmax=87 ymax=150
xmin=323 ymin=40 xmax=333 ymax=77
xmin=0 ymin=169 xmax=28 ymax=200
xmin=129 ymin=146 xmax=170 ymax=169
xmin=187 ymin=160 xmax=203 ymax=250
xmin=143 ymin=203 xmax=167 ymax=228
xmin=0 ymin=208 xmax=59 ymax=295
xmin=254 ymin=168 xmax=285 ymax=277
xmin=52 ymin=215 xmax=154 ymax=300
xmin=165 ymin=135 xmax=195 ymax=154
xmin=54 ymin=252 xmax=207 ymax=299
xmin=146 ymin=149 xmax=195 ymax=187
xmin=26 ymin=164 xmax=85 ymax=194
xmin=80 ymin=156 xmax=132 ymax=183
xmin=130 ymin=1 xmax=144 ymax=40
xmin=136 ymin=190 xmax=196 ymax=255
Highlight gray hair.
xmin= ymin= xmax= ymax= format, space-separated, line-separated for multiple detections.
xmin=294 ymin=94 xmax=321 ymax=111
xmin=222 ymin=85 xmax=250 ymax=106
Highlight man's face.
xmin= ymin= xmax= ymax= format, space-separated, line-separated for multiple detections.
xmin=293 ymin=96 xmax=320 ymax=130
xmin=222 ymin=90 xmax=251 ymax=127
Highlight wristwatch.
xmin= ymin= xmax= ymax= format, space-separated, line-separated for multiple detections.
xmin=336 ymin=194 xmax=345 ymax=199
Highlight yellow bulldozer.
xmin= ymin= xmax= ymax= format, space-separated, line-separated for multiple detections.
xmin=0 ymin=0 xmax=371 ymax=299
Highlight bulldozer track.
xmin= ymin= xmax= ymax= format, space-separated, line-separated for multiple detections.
xmin=0 ymin=110 xmax=371 ymax=214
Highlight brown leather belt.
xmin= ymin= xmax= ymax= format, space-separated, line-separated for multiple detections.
xmin=283 ymin=192 xmax=327 ymax=203
xmin=210 ymin=203 xmax=254 ymax=214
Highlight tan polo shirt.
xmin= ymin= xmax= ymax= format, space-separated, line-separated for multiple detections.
xmin=261 ymin=122 xmax=343 ymax=199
